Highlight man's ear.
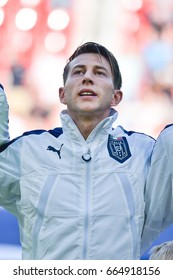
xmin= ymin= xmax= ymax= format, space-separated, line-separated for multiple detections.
xmin=59 ymin=87 xmax=66 ymax=104
xmin=111 ymin=90 xmax=123 ymax=106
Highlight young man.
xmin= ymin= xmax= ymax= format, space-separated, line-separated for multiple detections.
xmin=141 ymin=124 xmax=173 ymax=254
xmin=0 ymin=42 xmax=171 ymax=260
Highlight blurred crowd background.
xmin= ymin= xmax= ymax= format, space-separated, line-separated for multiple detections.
xmin=0 ymin=0 xmax=173 ymax=259
xmin=0 ymin=0 xmax=173 ymax=138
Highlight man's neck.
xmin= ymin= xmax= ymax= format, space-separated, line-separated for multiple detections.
xmin=75 ymin=119 xmax=99 ymax=140
xmin=69 ymin=111 xmax=110 ymax=140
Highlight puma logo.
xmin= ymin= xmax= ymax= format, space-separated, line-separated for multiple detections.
xmin=47 ymin=144 xmax=63 ymax=159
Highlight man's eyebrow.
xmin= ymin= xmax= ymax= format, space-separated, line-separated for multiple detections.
xmin=72 ymin=64 xmax=85 ymax=69
xmin=94 ymin=65 xmax=108 ymax=72
xmin=72 ymin=64 xmax=108 ymax=72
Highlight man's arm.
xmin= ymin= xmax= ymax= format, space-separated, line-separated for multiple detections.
xmin=0 ymin=84 xmax=10 ymax=145
xmin=141 ymin=125 xmax=173 ymax=253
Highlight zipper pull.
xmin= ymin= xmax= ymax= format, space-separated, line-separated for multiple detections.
xmin=82 ymin=148 xmax=92 ymax=162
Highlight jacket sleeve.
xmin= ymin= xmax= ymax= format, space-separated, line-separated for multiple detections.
xmin=141 ymin=125 xmax=173 ymax=253
xmin=0 ymin=139 xmax=22 ymax=215
xmin=0 ymin=84 xmax=10 ymax=145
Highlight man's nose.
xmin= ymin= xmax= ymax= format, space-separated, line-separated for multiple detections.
xmin=82 ymin=71 xmax=93 ymax=84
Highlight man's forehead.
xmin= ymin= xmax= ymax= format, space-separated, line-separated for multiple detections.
xmin=69 ymin=53 xmax=111 ymax=69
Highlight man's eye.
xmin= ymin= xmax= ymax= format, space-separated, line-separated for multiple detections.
xmin=73 ymin=70 xmax=84 ymax=75
xmin=96 ymin=71 xmax=105 ymax=76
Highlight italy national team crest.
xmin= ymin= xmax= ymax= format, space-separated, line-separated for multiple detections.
xmin=107 ymin=135 xmax=131 ymax=163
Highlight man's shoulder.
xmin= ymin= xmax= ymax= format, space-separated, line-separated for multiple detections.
xmin=115 ymin=125 xmax=155 ymax=142
xmin=155 ymin=124 xmax=173 ymax=152
xmin=0 ymin=127 xmax=63 ymax=153
xmin=21 ymin=127 xmax=63 ymax=138
xmin=159 ymin=124 xmax=173 ymax=137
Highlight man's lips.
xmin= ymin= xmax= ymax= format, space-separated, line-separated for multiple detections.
xmin=78 ymin=89 xmax=97 ymax=96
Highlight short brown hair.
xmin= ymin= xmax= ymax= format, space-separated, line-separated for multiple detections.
xmin=63 ymin=42 xmax=122 ymax=89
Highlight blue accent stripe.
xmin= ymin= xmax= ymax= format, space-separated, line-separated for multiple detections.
xmin=118 ymin=172 xmax=138 ymax=259
xmin=0 ymin=84 xmax=4 ymax=90
xmin=0 ymin=128 xmax=63 ymax=153
xmin=32 ymin=174 xmax=57 ymax=259
xmin=118 ymin=125 xmax=155 ymax=140
xmin=164 ymin=123 xmax=173 ymax=130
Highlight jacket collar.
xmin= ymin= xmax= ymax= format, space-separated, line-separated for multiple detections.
xmin=60 ymin=108 xmax=118 ymax=141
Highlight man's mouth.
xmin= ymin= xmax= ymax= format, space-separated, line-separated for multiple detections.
xmin=79 ymin=90 xmax=97 ymax=96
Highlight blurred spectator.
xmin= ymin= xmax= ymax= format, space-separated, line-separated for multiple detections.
xmin=142 ymin=23 xmax=173 ymax=97
xmin=10 ymin=62 xmax=26 ymax=86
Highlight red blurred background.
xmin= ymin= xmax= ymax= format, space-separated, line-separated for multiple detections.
xmin=0 ymin=0 xmax=173 ymax=139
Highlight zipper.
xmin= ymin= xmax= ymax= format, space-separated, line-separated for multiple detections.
xmin=82 ymin=148 xmax=92 ymax=162
xmin=82 ymin=147 xmax=92 ymax=259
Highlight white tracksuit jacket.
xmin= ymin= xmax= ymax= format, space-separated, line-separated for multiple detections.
xmin=0 ymin=86 xmax=9 ymax=145
xmin=0 ymin=87 xmax=173 ymax=259
xmin=141 ymin=124 xmax=173 ymax=253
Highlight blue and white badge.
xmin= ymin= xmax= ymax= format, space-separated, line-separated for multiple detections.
xmin=107 ymin=135 xmax=131 ymax=163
